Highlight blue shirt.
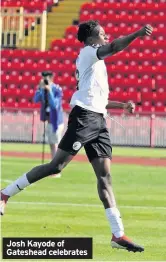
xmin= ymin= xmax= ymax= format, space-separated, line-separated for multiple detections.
xmin=34 ymin=83 xmax=63 ymax=132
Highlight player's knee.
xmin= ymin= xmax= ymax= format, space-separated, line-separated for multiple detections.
xmin=49 ymin=162 xmax=62 ymax=174
xmin=99 ymin=172 xmax=112 ymax=187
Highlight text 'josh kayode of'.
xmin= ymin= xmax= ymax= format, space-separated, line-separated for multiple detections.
xmin=3 ymin=237 xmax=93 ymax=259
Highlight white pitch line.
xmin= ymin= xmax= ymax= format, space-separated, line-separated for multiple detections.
xmin=1 ymin=179 xmax=35 ymax=186
xmin=9 ymin=201 xmax=166 ymax=210
xmin=1 ymin=179 xmax=14 ymax=183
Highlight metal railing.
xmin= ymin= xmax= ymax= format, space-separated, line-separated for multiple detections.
xmin=1 ymin=108 xmax=166 ymax=147
xmin=0 ymin=7 xmax=47 ymax=50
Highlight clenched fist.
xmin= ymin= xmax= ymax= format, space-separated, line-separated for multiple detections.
xmin=124 ymin=101 xmax=135 ymax=114
xmin=139 ymin=24 xmax=153 ymax=37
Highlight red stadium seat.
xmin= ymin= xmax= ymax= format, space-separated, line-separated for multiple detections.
xmin=155 ymin=92 xmax=166 ymax=103
xmin=51 ymin=39 xmax=83 ymax=51
xmin=1 ymin=49 xmax=11 ymax=58
xmin=63 ymin=89 xmax=74 ymax=100
xmin=60 ymin=64 xmax=76 ymax=77
xmin=64 ymin=51 xmax=77 ymax=62
xmin=62 ymin=100 xmax=70 ymax=111
xmin=123 ymin=92 xmax=139 ymax=102
xmin=141 ymin=92 xmax=157 ymax=102
xmin=2 ymin=75 xmax=21 ymax=86
xmin=5 ymin=97 xmax=18 ymax=108
xmin=109 ymin=78 xmax=125 ymax=88
xmin=113 ymin=86 xmax=124 ymax=92
xmin=109 ymin=91 xmax=138 ymax=102
xmin=20 ymin=84 xmax=29 ymax=90
xmin=140 ymin=102 xmax=154 ymax=112
xmin=141 ymin=86 xmax=152 ymax=93
xmin=19 ymin=89 xmax=35 ymax=99
xmin=7 ymin=88 xmax=21 ymax=98
xmin=154 ymin=102 xmax=166 ymax=112
xmin=153 ymin=27 xmax=166 ymax=40
xmin=81 ymin=2 xmax=92 ymax=11
xmin=32 ymin=102 xmax=40 ymax=109
xmin=79 ymin=13 xmax=93 ymax=22
xmin=156 ymin=79 xmax=166 ymax=90
xmin=1 ymin=88 xmax=8 ymax=98
xmin=46 ymin=51 xmax=65 ymax=63
xmin=60 ymin=76 xmax=77 ymax=89
xmin=18 ymin=98 xmax=32 ymax=109
xmin=65 ymin=26 xmax=78 ymax=39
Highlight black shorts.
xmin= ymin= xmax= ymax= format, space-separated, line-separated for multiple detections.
xmin=58 ymin=106 xmax=112 ymax=162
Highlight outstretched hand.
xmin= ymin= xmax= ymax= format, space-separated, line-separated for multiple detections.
xmin=139 ymin=24 xmax=153 ymax=37
xmin=124 ymin=101 xmax=135 ymax=114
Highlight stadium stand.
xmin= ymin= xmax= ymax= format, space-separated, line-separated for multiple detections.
xmin=1 ymin=0 xmax=166 ymax=112
xmin=1 ymin=0 xmax=54 ymax=12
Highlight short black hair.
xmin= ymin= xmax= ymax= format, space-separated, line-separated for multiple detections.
xmin=77 ymin=20 xmax=99 ymax=43
xmin=42 ymin=71 xmax=53 ymax=77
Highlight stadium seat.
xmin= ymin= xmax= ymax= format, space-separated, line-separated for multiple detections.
xmin=141 ymin=92 xmax=156 ymax=102
xmin=155 ymin=92 xmax=166 ymax=103
xmin=1 ymin=0 xmax=52 ymax=12
xmin=62 ymin=100 xmax=70 ymax=111
xmin=32 ymin=102 xmax=40 ymax=109
xmin=65 ymin=26 xmax=78 ymax=39
xmin=141 ymin=86 xmax=152 ymax=93
xmin=140 ymin=102 xmax=154 ymax=112
xmin=19 ymin=89 xmax=35 ymax=99
xmin=154 ymin=102 xmax=166 ymax=112
xmin=63 ymin=89 xmax=74 ymax=101
xmin=1 ymin=88 xmax=8 ymax=98
xmin=109 ymin=91 xmax=139 ymax=102
xmin=5 ymin=97 xmax=18 ymax=108
xmin=156 ymin=79 xmax=166 ymax=90
xmin=18 ymin=98 xmax=32 ymax=109
xmin=113 ymin=86 xmax=123 ymax=92
xmin=7 ymin=88 xmax=21 ymax=98
xmin=60 ymin=76 xmax=77 ymax=89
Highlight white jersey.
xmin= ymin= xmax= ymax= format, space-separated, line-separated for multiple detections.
xmin=70 ymin=45 xmax=109 ymax=115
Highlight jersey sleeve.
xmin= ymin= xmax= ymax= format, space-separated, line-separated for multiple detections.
xmin=84 ymin=46 xmax=100 ymax=64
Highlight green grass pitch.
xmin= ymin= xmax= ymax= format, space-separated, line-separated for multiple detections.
xmin=1 ymin=144 xmax=166 ymax=261
xmin=2 ymin=142 xmax=166 ymax=158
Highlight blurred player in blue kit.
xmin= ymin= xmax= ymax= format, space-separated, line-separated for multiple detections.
xmin=34 ymin=71 xmax=64 ymax=177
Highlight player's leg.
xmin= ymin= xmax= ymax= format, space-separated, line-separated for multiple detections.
xmin=84 ymin=118 xmax=144 ymax=252
xmin=90 ymin=157 xmax=124 ymax=235
xmin=2 ymin=148 xmax=73 ymax=188
xmin=91 ymin=157 xmax=144 ymax=252
xmin=1 ymin=109 xmax=76 ymax=215
xmin=1 ymin=106 xmax=91 ymax=215
xmin=0 ymin=148 xmax=74 ymax=215
xmin=49 ymin=144 xmax=61 ymax=178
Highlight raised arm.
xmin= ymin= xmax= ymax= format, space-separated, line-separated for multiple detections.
xmin=97 ymin=25 xmax=153 ymax=59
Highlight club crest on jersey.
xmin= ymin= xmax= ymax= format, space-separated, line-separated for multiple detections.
xmin=92 ymin=44 xmax=102 ymax=49
xmin=72 ymin=141 xmax=81 ymax=151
